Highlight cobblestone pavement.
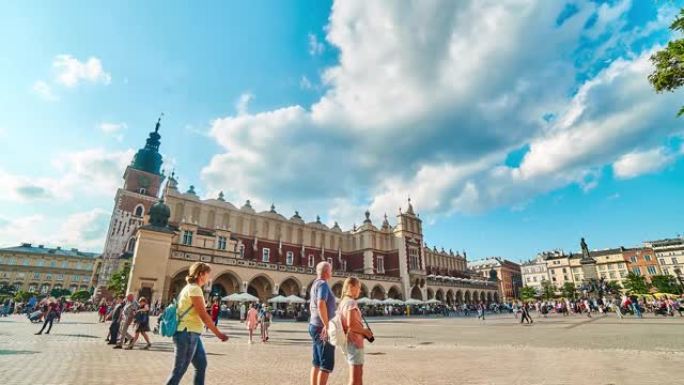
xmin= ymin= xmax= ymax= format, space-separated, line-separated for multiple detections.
xmin=1 ymin=312 xmax=683 ymax=385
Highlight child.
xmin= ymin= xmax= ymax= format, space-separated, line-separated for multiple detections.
xmin=126 ymin=297 xmax=151 ymax=350
xmin=259 ymin=305 xmax=271 ymax=342
xmin=245 ymin=303 xmax=259 ymax=344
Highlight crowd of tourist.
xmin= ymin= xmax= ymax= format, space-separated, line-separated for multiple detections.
xmin=8 ymin=262 xmax=684 ymax=385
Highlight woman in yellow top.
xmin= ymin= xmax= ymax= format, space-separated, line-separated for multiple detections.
xmin=166 ymin=262 xmax=228 ymax=385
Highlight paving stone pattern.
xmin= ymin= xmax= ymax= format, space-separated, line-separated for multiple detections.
xmin=1 ymin=313 xmax=683 ymax=384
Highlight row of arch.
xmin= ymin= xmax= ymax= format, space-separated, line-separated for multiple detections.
xmin=413 ymin=286 xmax=499 ymax=305
xmin=168 ymin=269 xmax=406 ymax=303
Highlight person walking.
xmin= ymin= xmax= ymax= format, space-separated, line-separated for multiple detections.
xmin=338 ymin=277 xmax=374 ymax=385
xmin=211 ymin=300 xmax=220 ymax=327
xmin=520 ymin=302 xmax=533 ymax=325
xmin=630 ymin=294 xmax=642 ymax=319
xmin=35 ymin=301 xmax=58 ymax=335
xmin=98 ymin=299 xmax=108 ymax=323
xmin=611 ymin=298 xmax=623 ymax=320
xmin=259 ymin=305 xmax=271 ymax=342
xmin=246 ymin=303 xmax=259 ymax=344
xmin=309 ymin=261 xmax=336 ymax=385
xmin=107 ymin=296 xmax=124 ymax=344
xmin=477 ymin=301 xmax=486 ymax=320
xmin=126 ymin=297 xmax=152 ymax=350
xmin=165 ymin=262 xmax=228 ymax=385
xmin=114 ymin=293 xmax=139 ymax=349
xmin=240 ymin=302 xmax=246 ymax=322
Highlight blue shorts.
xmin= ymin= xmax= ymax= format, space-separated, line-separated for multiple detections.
xmin=309 ymin=324 xmax=335 ymax=372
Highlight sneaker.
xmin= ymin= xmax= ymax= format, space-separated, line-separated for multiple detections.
xmin=124 ymin=345 xmax=133 ymax=350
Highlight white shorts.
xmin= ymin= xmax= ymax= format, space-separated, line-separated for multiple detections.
xmin=345 ymin=343 xmax=364 ymax=366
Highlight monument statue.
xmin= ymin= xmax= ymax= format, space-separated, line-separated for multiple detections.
xmin=580 ymin=237 xmax=593 ymax=263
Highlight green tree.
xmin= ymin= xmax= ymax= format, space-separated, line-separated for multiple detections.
xmin=541 ymin=280 xmax=556 ymax=300
xmin=561 ymin=282 xmax=577 ymax=300
xmin=651 ymin=275 xmax=683 ymax=294
xmin=519 ymin=286 xmax=537 ymax=301
xmin=623 ymin=272 xmax=650 ymax=294
xmin=649 ymin=9 xmax=684 ymax=115
xmin=107 ymin=265 xmax=130 ymax=296
xmin=50 ymin=288 xmax=71 ymax=298
xmin=14 ymin=290 xmax=37 ymax=302
xmin=71 ymin=290 xmax=91 ymax=302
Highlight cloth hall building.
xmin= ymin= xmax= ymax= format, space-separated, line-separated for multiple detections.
xmin=98 ymin=120 xmax=500 ymax=305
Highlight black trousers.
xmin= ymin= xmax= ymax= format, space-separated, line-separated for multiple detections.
xmin=38 ymin=316 xmax=55 ymax=334
xmin=520 ymin=312 xmax=532 ymax=323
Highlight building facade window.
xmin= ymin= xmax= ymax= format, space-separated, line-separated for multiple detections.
xmin=45 ymin=273 xmax=52 ymax=280
xmin=182 ymin=230 xmax=194 ymax=245
xmin=408 ymin=246 xmax=420 ymax=271
xmin=238 ymin=244 xmax=245 ymax=258
xmin=217 ymin=236 xmax=227 ymax=250
xmin=308 ymin=254 xmax=315 ymax=268
xmin=72 ymin=275 xmax=79 ymax=282
xmin=56 ymin=274 xmax=64 ymax=281
xmin=286 ymin=251 xmax=293 ymax=266
xmin=37 ymin=260 xmax=44 ymax=267
xmin=377 ymin=256 xmax=385 ymax=274
xmin=9 ymin=258 xmax=16 ymax=265
xmin=61 ymin=261 xmax=68 ymax=268
xmin=50 ymin=261 xmax=56 ymax=268
xmin=618 ymin=263 xmax=625 ymax=269
xmin=134 ymin=205 xmax=144 ymax=217
xmin=82 ymin=276 xmax=89 ymax=282
xmin=630 ymin=256 xmax=637 ymax=263
xmin=647 ymin=266 xmax=657 ymax=275
xmin=23 ymin=259 xmax=29 ymax=266
xmin=262 ymin=248 xmax=270 ymax=263
xmin=644 ymin=255 xmax=652 ymax=261
xmin=33 ymin=272 xmax=40 ymax=279
xmin=672 ymin=258 xmax=678 ymax=265
xmin=632 ymin=267 xmax=641 ymax=275
xmin=660 ymin=259 xmax=666 ymax=266
xmin=327 ymin=257 xmax=333 ymax=268
xmin=28 ymin=284 xmax=37 ymax=292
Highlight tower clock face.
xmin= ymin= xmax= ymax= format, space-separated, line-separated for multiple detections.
xmin=138 ymin=175 xmax=151 ymax=188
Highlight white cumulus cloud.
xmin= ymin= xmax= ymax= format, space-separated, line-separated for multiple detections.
xmin=53 ymin=54 xmax=111 ymax=87
xmin=32 ymin=80 xmax=58 ymax=101
xmin=198 ymin=0 xmax=683 ymax=227
xmin=613 ymin=147 xmax=675 ymax=179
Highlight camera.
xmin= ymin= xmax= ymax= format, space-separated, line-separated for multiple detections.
xmin=365 ymin=335 xmax=375 ymax=343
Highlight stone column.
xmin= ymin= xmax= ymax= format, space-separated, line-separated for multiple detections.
xmin=126 ymin=227 xmax=174 ymax=305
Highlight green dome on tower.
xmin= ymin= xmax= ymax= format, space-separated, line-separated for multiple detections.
xmin=131 ymin=115 xmax=164 ymax=175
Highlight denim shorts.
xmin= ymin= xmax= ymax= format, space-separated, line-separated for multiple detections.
xmin=308 ymin=324 xmax=335 ymax=372
xmin=345 ymin=343 xmax=364 ymax=366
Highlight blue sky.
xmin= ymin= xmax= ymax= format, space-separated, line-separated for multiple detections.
xmin=1 ymin=0 xmax=683 ymax=261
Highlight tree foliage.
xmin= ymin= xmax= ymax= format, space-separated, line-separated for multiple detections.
xmin=71 ymin=290 xmax=91 ymax=302
xmin=541 ymin=280 xmax=556 ymax=300
xmin=649 ymin=9 xmax=684 ymax=115
xmin=651 ymin=275 xmax=683 ymax=294
xmin=519 ymin=286 xmax=537 ymax=301
xmin=50 ymin=288 xmax=71 ymax=298
xmin=561 ymin=282 xmax=577 ymax=300
xmin=623 ymin=272 xmax=650 ymax=294
xmin=14 ymin=290 xmax=37 ymax=302
xmin=107 ymin=265 xmax=130 ymax=297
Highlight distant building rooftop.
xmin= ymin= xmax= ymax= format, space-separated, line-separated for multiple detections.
xmin=0 ymin=243 xmax=100 ymax=259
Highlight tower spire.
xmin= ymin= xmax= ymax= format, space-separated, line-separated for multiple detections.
xmin=155 ymin=112 xmax=164 ymax=133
